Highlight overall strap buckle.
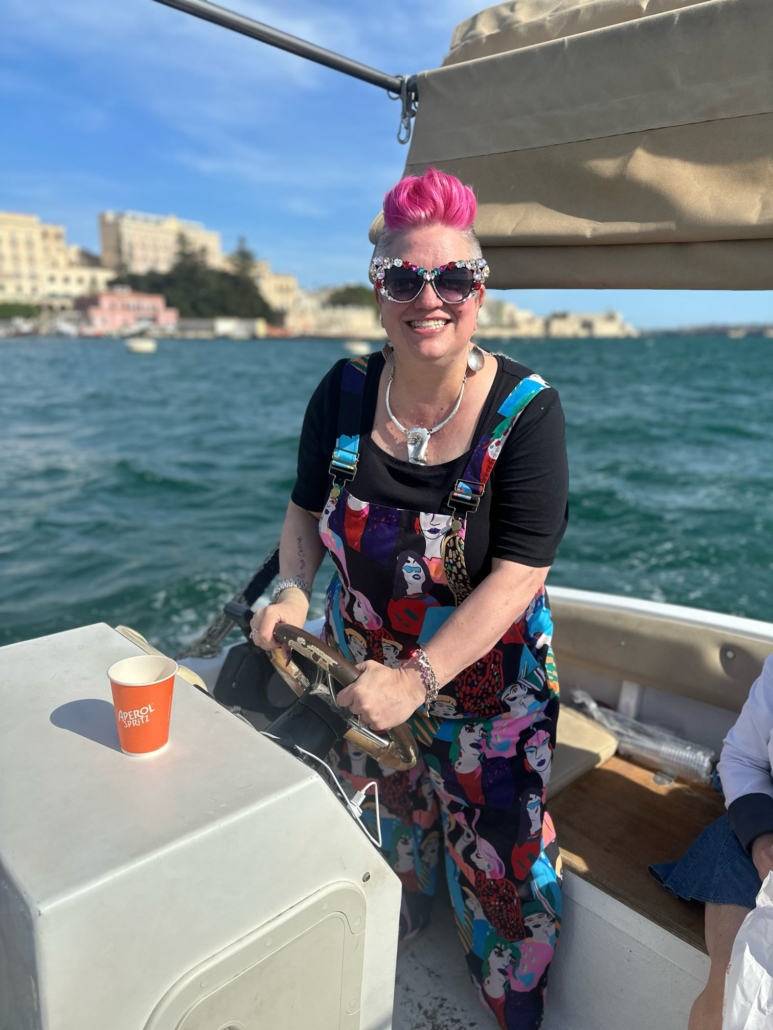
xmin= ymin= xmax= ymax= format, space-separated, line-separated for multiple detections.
xmin=447 ymin=479 xmax=483 ymax=516
xmin=329 ymin=448 xmax=359 ymax=496
xmin=329 ymin=356 xmax=369 ymax=496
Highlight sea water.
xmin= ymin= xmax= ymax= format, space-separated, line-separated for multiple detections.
xmin=1 ymin=336 xmax=771 ymax=653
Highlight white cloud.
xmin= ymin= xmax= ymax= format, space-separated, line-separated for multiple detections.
xmin=1 ymin=0 xmax=483 ymax=282
xmin=281 ymin=197 xmax=330 ymax=219
xmin=2 ymin=0 xmax=472 ymax=134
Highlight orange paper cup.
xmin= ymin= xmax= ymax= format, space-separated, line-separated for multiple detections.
xmin=107 ymin=655 xmax=177 ymax=756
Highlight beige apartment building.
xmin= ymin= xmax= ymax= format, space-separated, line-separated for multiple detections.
xmin=0 ymin=212 xmax=114 ymax=308
xmin=252 ymin=260 xmax=299 ymax=313
xmin=100 ymin=211 xmax=222 ymax=274
xmin=545 ymin=310 xmax=639 ymax=338
xmin=475 ymin=298 xmax=639 ymax=339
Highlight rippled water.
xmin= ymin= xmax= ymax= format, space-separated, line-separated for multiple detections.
xmin=1 ymin=336 xmax=771 ymax=654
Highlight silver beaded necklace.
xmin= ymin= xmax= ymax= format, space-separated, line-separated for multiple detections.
xmin=385 ymin=369 xmax=468 ymax=465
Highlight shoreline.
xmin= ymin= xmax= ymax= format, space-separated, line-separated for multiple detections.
xmin=2 ymin=329 xmax=772 ymax=342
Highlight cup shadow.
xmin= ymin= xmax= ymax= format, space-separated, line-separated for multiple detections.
xmin=50 ymin=699 xmax=122 ymax=753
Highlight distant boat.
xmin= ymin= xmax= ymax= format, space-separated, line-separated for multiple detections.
xmin=342 ymin=340 xmax=372 ymax=356
xmin=125 ymin=337 xmax=157 ymax=354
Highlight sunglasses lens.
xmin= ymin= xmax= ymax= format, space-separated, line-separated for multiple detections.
xmin=435 ymin=268 xmax=475 ymax=303
xmin=383 ymin=268 xmax=423 ymax=302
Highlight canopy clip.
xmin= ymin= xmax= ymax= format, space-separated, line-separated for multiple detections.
xmin=390 ymin=76 xmax=419 ymax=145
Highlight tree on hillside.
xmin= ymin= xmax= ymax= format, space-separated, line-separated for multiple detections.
xmin=114 ymin=234 xmax=279 ymax=321
xmin=229 ymin=236 xmax=256 ymax=279
xmin=0 ymin=303 xmax=40 ymax=318
xmin=326 ymin=284 xmax=377 ymax=310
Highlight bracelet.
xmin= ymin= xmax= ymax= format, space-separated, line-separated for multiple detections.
xmin=270 ymin=577 xmax=312 ymax=605
xmin=411 ymin=645 xmax=441 ymax=713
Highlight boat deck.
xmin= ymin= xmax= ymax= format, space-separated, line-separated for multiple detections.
xmin=394 ymin=875 xmax=571 ymax=1030
xmin=395 ymin=754 xmax=723 ymax=1029
xmin=550 ymin=754 xmax=726 ymax=952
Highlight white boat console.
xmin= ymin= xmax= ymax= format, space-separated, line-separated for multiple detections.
xmin=0 ymin=624 xmax=401 ymax=1030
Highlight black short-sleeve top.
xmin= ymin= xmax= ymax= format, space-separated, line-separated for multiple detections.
xmin=291 ymin=352 xmax=568 ymax=585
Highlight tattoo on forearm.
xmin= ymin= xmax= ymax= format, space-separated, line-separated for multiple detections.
xmin=297 ymin=536 xmax=306 ymax=576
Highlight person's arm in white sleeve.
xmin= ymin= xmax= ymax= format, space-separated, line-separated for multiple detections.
xmin=719 ymin=655 xmax=773 ymax=854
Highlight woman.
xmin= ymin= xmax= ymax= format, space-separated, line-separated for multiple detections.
xmin=251 ymin=167 xmax=568 ymax=1029
xmin=387 ymin=548 xmax=441 ymax=637
xmin=651 ymin=654 xmax=773 ymax=1030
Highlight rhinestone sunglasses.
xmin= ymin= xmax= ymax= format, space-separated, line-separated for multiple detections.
xmin=369 ymin=256 xmax=490 ymax=305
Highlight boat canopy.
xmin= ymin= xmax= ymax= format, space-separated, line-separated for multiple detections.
xmin=370 ymin=0 xmax=773 ymax=289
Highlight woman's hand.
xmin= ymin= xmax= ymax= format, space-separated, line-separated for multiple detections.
xmin=249 ymin=589 xmax=309 ymax=650
xmin=751 ymin=832 xmax=773 ymax=882
xmin=337 ymin=661 xmax=426 ymax=731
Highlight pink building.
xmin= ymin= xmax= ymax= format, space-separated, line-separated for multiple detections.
xmin=77 ymin=287 xmax=178 ymax=334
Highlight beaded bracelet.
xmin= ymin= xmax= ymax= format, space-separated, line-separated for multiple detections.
xmin=411 ymin=645 xmax=440 ymax=713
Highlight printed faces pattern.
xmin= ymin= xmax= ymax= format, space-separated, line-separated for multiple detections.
xmin=323 ymin=358 xmax=560 ymax=1030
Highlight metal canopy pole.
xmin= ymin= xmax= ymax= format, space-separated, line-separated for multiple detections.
xmin=151 ymin=0 xmax=418 ymax=109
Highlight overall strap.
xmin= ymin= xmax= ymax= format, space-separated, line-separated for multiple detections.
xmin=447 ymin=374 xmax=550 ymax=517
xmin=329 ymin=355 xmax=369 ymax=496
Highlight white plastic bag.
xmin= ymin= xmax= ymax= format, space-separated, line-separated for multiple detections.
xmin=723 ymin=872 xmax=773 ymax=1030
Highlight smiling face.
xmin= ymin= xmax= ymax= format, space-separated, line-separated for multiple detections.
xmin=376 ymin=224 xmax=484 ymax=364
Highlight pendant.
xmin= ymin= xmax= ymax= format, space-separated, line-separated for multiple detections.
xmin=467 ymin=344 xmax=486 ymax=372
xmin=405 ymin=428 xmax=431 ymax=464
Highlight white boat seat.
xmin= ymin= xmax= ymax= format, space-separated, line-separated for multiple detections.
xmin=547 ymin=706 xmax=618 ymax=800
xmin=550 ymin=587 xmax=773 ymax=714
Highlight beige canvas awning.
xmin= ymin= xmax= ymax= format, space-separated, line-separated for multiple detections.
xmin=370 ymin=0 xmax=773 ymax=289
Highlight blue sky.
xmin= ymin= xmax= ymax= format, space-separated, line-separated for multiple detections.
xmin=3 ymin=0 xmax=771 ymax=330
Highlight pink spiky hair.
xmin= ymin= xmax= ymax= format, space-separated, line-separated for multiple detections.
xmin=382 ymin=166 xmax=477 ymax=232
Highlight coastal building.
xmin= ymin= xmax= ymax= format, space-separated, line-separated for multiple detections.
xmin=476 ymin=298 xmax=638 ymax=338
xmin=176 ymin=317 xmax=269 ymax=339
xmin=284 ymin=288 xmax=382 ymax=339
xmin=545 ymin=311 xmax=639 ymax=338
xmin=476 ymin=299 xmax=548 ymax=338
xmin=99 ymin=211 xmax=222 ymax=274
xmin=76 ymin=286 xmax=178 ymax=334
xmin=251 ymin=260 xmax=299 ymax=313
xmin=218 ymin=255 xmax=299 ymax=314
xmin=0 ymin=212 xmax=114 ymax=308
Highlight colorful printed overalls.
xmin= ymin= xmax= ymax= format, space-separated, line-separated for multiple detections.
xmin=320 ymin=356 xmax=562 ymax=1030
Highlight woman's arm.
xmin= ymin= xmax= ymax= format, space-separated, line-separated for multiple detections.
xmin=250 ymin=500 xmax=326 ymax=649
xmin=422 ymin=558 xmax=548 ymax=687
xmin=719 ymin=656 xmax=773 ymax=876
xmin=337 ymin=559 xmax=548 ymax=730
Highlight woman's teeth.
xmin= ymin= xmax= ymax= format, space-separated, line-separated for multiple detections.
xmin=408 ymin=320 xmax=448 ymax=329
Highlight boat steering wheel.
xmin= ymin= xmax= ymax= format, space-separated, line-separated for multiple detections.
xmin=269 ymin=624 xmax=419 ymax=772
